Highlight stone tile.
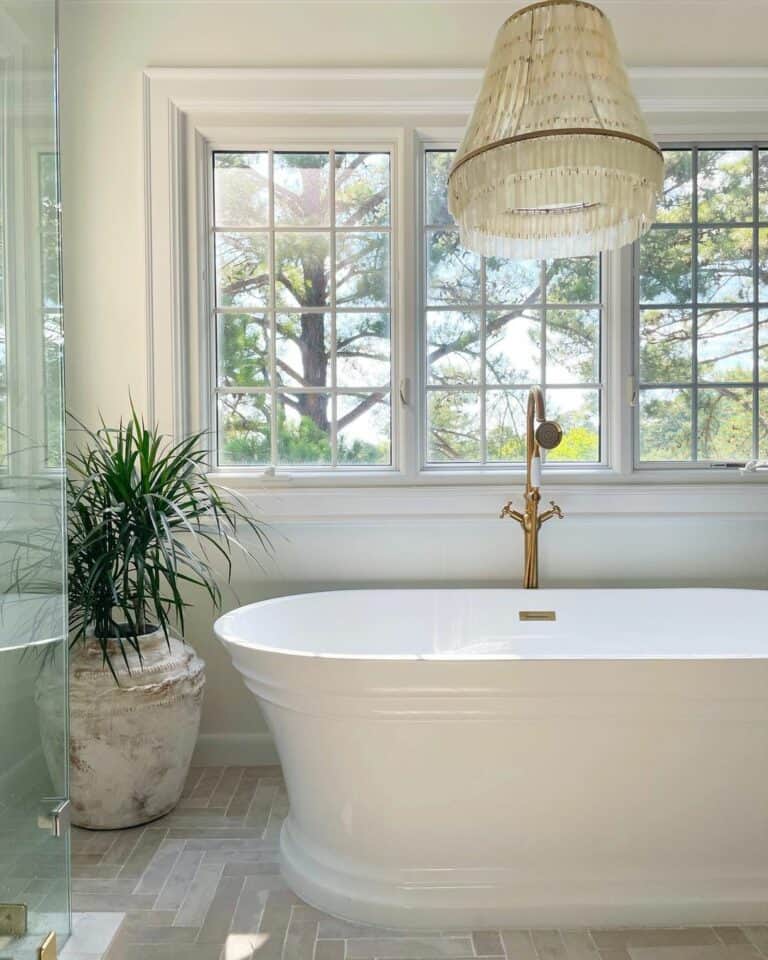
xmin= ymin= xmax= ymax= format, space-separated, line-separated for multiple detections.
xmin=628 ymin=948 xmax=761 ymax=960
xmin=315 ymin=940 xmax=345 ymax=960
xmin=532 ymin=929 xmax=567 ymax=959
xmin=346 ymin=936 xmax=474 ymax=959
xmin=230 ymin=876 xmax=270 ymax=935
xmin=119 ymin=924 xmax=200 ymax=944
xmin=561 ymin=929 xmax=599 ymax=958
xmin=226 ymin=768 xmax=264 ymax=818
xmin=244 ymin=780 xmax=278 ymax=833
xmin=500 ymin=930 xmax=538 ymax=960
xmin=174 ymin=861 xmax=225 ymax=927
xmin=283 ymin=905 xmax=319 ymax=960
xmin=197 ymin=874 xmax=245 ymax=944
xmin=592 ymin=929 xmax=721 ymax=950
xmin=741 ymin=928 xmax=768 ymax=952
xmin=472 ymin=931 xmax=504 ymax=956
xmin=133 ymin=839 xmax=185 ymax=895
xmin=154 ymin=848 xmax=204 ymax=912
xmin=118 ymin=829 xmax=167 ymax=880
xmin=210 ymin=767 xmax=246 ymax=810
xmin=599 ymin=951 xmax=632 ymax=960
xmin=99 ymin=829 xmax=146 ymax=867
xmin=71 ymin=892 xmax=158 ymax=912
xmin=715 ymin=929 xmax=750 ymax=946
xmin=62 ymin=912 xmax=125 ymax=955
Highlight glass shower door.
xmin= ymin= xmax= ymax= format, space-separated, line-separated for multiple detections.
xmin=0 ymin=0 xmax=69 ymax=956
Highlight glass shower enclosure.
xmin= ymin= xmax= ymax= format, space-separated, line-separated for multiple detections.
xmin=0 ymin=0 xmax=69 ymax=957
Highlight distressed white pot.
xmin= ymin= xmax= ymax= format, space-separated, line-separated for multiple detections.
xmin=40 ymin=630 xmax=205 ymax=829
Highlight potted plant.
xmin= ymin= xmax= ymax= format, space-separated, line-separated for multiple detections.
xmin=38 ymin=408 xmax=269 ymax=829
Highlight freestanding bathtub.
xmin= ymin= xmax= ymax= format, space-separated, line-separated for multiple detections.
xmin=215 ymin=588 xmax=768 ymax=929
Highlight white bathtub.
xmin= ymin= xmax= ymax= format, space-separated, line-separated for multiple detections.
xmin=216 ymin=588 xmax=768 ymax=929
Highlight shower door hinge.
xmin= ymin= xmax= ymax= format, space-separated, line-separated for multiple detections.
xmin=38 ymin=930 xmax=57 ymax=960
xmin=0 ymin=903 xmax=27 ymax=937
xmin=38 ymin=798 xmax=70 ymax=838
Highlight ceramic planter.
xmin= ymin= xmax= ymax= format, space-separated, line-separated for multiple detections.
xmin=38 ymin=630 xmax=205 ymax=829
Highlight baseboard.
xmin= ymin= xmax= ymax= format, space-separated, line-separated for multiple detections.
xmin=192 ymin=732 xmax=279 ymax=766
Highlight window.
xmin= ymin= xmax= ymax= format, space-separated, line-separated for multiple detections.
xmin=636 ymin=146 xmax=768 ymax=465
xmin=422 ymin=150 xmax=603 ymax=466
xmin=39 ymin=152 xmax=64 ymax=468
xmin=211 ymin=150 xmax=393 ymax=469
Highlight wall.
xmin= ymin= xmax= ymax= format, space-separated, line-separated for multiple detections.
xmin=58 ymin=0 xmax=768 ymax=763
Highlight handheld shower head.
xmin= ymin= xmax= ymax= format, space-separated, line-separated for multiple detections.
xmin=535 ymin=419 xmax=563 ymax=450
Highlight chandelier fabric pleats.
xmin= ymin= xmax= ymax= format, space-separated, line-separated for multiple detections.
xmin=447 ymin=0 xmax=664 ymax=259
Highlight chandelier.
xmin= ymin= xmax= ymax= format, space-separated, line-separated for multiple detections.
xmin=448 ymin=0 xmax=664 ymax=259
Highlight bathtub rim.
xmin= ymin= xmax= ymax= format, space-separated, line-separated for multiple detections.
xmin=214 ymin=586 xmax=768 ymax=662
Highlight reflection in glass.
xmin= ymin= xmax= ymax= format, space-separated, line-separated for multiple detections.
xmin=427 ymin=391 xmax=481 ymax=462
xmin=545 ymin=388 xmax=600 ymax=462
xmin=698 ymin=387 xmax=753 ymax=460
xmin=697 ymin=227 xmax=753 ymax=303
xmin=277 ymin=392 xmax=332 ymax=464
xmin=427 ymin=310 xmax=481 ymax=385
xmin=639 ymin=309 xmax=692 ymax=383
xmin=337 ymin=393 xmax=390 ymax=465
xmin=485 ymin=309 xmax=540 ymax=385
xmin=274 ymin=152 xmax=329 ymax=226
xmin=214 ymin=153 xmax=269 ymax=227
xmin=486 ymin=389 xmax=527 ymax=461
xmin=697 ymin=150 xmax=753 ymax=223
xmin=639 ymin=388 xmax=692 ymax=461
xmin=656 ymin=149 xmax=692 ymax=223
xmin=218 ymin=392 xmax=271 ymax=465
xmin=426 ymin=230 xmax=481 ymax=305
xmin=335 ymin=153 xmax=390 ymax=226
xmin=697 ymin=308 xmax=754 ymax=382
xmin=639 ymin=228 xmax=692 ymax=304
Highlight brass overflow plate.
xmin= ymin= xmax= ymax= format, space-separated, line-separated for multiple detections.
xmin=519 ymin=610 xmax=556 ymax=622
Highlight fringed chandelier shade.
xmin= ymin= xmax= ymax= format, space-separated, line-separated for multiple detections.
xmin=448 ymin=0 xmax=664 ymax=259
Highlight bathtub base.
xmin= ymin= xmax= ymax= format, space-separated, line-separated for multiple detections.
xmin=281 ymin=818 xmax=768 ymax=930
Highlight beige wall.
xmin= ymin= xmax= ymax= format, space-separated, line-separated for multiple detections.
xmin=58 ymin=0 xmax=768 ymax=761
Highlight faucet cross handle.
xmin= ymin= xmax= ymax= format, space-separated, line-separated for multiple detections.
xmin=539 ymin=499 xmax=564 ymax=524
xmin=499 ymin=500 xmax=525 ymax=526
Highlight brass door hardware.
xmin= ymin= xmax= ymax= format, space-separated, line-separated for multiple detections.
xmin=38 ymin=799 xmax=70 ymax=838
xmin=519 ymin=610 xmax=556 ymax=621
xmin=0 ymin=903 xmax=27 ymax=937
xmin=38 ymin=931 xmax=57 ymax=960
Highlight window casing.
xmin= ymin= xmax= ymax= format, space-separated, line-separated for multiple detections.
xmin=184 ymin=111 xmax=768 ymax=486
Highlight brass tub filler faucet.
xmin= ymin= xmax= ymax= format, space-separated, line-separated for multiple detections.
xmin=500 ymin=387 xmax=565 ymax=589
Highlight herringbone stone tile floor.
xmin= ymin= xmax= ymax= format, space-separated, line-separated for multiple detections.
xmin=66 ymin=766 xmax=768 ymax=960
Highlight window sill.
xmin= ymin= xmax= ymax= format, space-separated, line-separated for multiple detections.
xmin=210 ymin=469 xmax=768 ymax=522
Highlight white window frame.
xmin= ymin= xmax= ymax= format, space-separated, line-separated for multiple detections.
xmin=205 ymin=137 xmax=403 ymax=474
xmin=144 ymin=67 xmax=768 ymax=519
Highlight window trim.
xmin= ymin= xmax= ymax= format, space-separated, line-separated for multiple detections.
xmin=143 ymin=67 xmax=768 ymax=512
xmin=205 ymin=140 xmax=401 ymax=473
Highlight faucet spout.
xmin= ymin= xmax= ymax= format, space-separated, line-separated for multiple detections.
xmin=499 ymin=387 xmax=565 ymax=589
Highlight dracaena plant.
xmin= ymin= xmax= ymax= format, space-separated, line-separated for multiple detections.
xmin=67 ymin=407 xmax=270 ymax=680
